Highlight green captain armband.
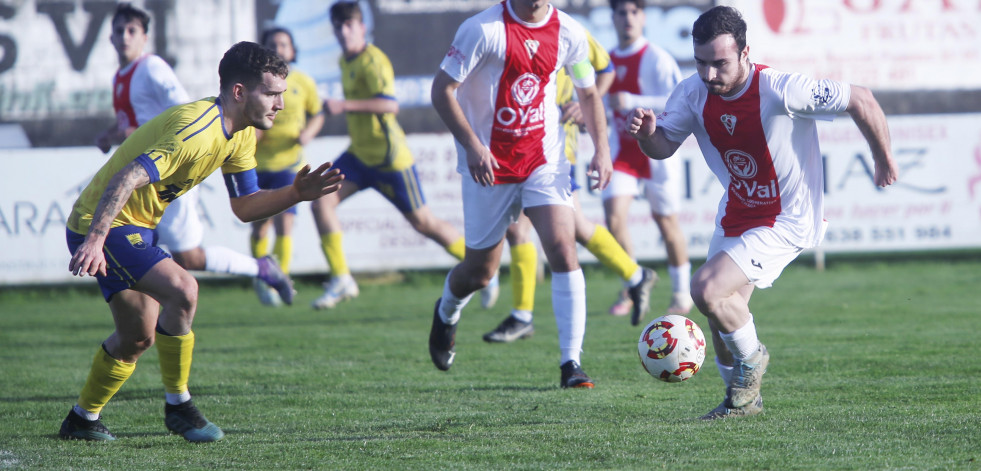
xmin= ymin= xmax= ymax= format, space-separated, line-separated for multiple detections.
xmin=572 ymin=59 xmax=593 ymax=81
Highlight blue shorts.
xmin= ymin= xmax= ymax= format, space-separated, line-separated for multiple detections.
xmin=569 ymin=166 xmax=580 ymax=192
xmin=333 ymin=152 xmax=427 ymax=213
xmin=256 ymin=168 xmax=298 ymax=214
xmin=67 ymin=226 xmax=171 ymax=302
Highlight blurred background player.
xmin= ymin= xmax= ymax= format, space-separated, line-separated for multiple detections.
xmin=483 ymin=30 xmax=657 ymax=343
xmin=251 ymin=26 xmax=326 ymax=306
xmin=311 ymin=1 xmax=495 ymax=310
xmin=61 ymin=41 xmax=343 ymax=441
xmin=95 ymin=3 xmax=295 ymax=305
xmin=627 ymin=6 xmax=897 ymax=418
xmin=604 ymin=0 xmax=693 ymax=320
xmin=429 ymin=0 xmax=612 ymax=388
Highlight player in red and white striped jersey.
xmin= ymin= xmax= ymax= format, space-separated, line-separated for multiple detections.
xmin=628 ymin=6 xmax=897 ymax=418
xmin=429 ymin=0 xmax=612 ymax=388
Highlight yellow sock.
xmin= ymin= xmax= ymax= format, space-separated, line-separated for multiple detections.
xmin=274 ymin=236 xmax=293 ymax=274
xmin=585 ymin=224 xmax=639 ymax=281
xmin=446 ymin=237 xmax=466 ymax=261
xmin=251 ymin=236 xmax=269 ymax=258
xmin=321 ymin=232 xmax=349 ymax=276
xmin=156 ymin=331 xmax=194 ymax=395
xmin=77 ymin=346 xmax=136 ymax=415
xmin=510 ymin=242 xmax=538 ymax=312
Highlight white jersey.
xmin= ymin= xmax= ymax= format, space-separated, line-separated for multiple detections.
xmin=113 ymin=53 xmax=190 ymax=128
xmin=657 ymin=64 xmax=851 ymax=248
xmin=608 ymin=37 xmax=682 ymax=179
xmin=439 ymin=1 xmax=594 ymax=183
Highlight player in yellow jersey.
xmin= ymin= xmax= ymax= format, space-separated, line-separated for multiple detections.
xmin=60 ymin=42 xmax=343 ymax=442
xmin=482 ymin=31 xmax=658 ymax=342
xmin=252 ymin=26 xmax=326 ymax=306
xmin=311 ymin=1 xmax=488 ymax=310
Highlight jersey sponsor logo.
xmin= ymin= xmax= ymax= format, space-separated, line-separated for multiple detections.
xmin=495 ymin=100 xmax=545 ymax=130
xmin=811 ymin=83 xmax=832 ymax=106
xmin=511 ymin=72 xmax=541 ymax=106
xmin=445 ymin=45 xmax=466 ymax=64
xmin=721 ymin=114 xmax=737 ymax=135
xmin=524 ymin=39 xmax=540 ymax=60
xmin=723 ymin=149 xmax=758 ymax=179
xmin=125 ymin=233 xmax=147 ymax=249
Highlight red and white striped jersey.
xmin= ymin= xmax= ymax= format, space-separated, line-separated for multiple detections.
xmin=439 ymin=1 xmax=594 ymax=183
xmin=608 ymin=38 xmax=681 ymax=179
xmin=657 ymin=64 xmax=851 ymax=248
xmin=112 ymin=53 xmax=190 ymax=129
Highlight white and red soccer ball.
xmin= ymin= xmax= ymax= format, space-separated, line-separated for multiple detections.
xmin=637 ymin=315 xmax=707 ymax=383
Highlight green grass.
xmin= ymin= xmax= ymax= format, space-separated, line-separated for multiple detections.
xmin=1 ymin=256 xmax=979 ymax=470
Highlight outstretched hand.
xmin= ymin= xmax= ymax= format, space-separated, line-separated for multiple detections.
xmin=293 ymin=162 xmax=344 ymax=201
xmin=627 ymin=108 xmax=658 ymax=141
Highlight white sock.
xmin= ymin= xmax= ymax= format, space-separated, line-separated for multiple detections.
xmin=623 ymin=266 xmax=643 ymax=288
xmin=438 ymin=271 xmax=473 ymax=325
xmin=165 ymin=391 xmax=192 ymax=406
xmin=204 ymin=246 xmax=259 ymax=276
xmin=552 ymin=269 xmax=586 ymax=365
xmin=715 ymin=356 xmax=734 ymax=387
xmin=668 ymin=262 xmax=691 ymax=294
xmin=73 ymin=404 xmax=99 ymax=421
xmin=719 ymin=314 xmax=760 ymax=361
xmin=510 ymin=309 xmax=533 ymax=323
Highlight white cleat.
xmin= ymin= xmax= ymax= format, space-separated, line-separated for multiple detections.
xmin=311 ymin=275 xmax=359 ymax=310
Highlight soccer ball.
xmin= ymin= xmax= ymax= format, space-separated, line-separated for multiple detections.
xmin=637 ymin=315 xmax=707 ymax=383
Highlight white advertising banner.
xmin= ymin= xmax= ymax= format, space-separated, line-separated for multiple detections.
xmin=727 ymin=0 xmax=981 ymax=91
xmin=1 ymin=113 xmax=980 ymax=285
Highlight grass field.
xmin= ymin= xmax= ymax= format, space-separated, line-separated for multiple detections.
xmin=1 ymin=255 xmax=979 ymax=470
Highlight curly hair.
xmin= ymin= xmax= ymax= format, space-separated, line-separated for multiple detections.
xmin=218 ymin=41 xmax=289 ymax=93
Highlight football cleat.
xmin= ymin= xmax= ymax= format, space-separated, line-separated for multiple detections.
xmin=253 ymin=278 xmax=283 ymax=307
xmin=559 ymin=360 xmax=594 ymax=389
xmin=628 ymin=267 xmax=658 ymax=326
xmin=164 ymin=400 xmax=224 ymax=443
xmin=482 ymin=315 xmax=534 ymax=343
xmin=666 ymin=292 xmax=694 ymax=315
xmin=59 ymin=409 xmax=116 ymax=441
xmin=608 ymin=289 xmax=632 ymax=317
xmin=699 ymin=393 xmax=764 ymax=420
xmin=256 ymin=256 xmax=294 ymax=306
xmin=479 ymin=272 xmax=500 ymax=309
xmin=428 ymin=299 xmax=457 ymax=371
xmin=728 ymin=343 xmax=770 ymax=408
xmin=311 ymin=275 xmax=359 ymax=310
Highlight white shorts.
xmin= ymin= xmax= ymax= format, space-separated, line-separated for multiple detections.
xmin=707 ymin=226 xmax=805 ymax=289
xmin=463 ymin=162 xmax=573 ymax=250
xmin=156 ymin=185 xmax=204 ymax=253
xmin=601 ymin=157 xmax=682 ymax=215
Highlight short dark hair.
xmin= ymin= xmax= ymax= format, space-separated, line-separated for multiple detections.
xmin=329 ymin=1 xmax=363 ymax=27
xmin=692 ymin=6 xmax=747 ymax=53
xmin=218 ymin=41 xmax=289 ymax=93
xmin=260 ymin=27 xmax=297 ymax=63
xmin=112 ymin=2 xmax=150 ymax=34
xmin=609 ymin=0 xmax=645 ymax=10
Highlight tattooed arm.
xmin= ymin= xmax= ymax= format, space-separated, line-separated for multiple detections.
xmin=69 ymin=161 xmax=151 ymax=277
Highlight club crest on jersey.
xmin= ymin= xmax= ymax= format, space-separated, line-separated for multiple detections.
xmin=511 ymin=73 xmax=541 ymax=106
xmin=125 ymin=233 xmax=147 ymax=250
xmin=524 ymin=39 xmax=540 ymax=60
xmin=723 ymin=149 xmax=758 ymax=179
xmin=721 ymin=114 xmax=737 ymax=135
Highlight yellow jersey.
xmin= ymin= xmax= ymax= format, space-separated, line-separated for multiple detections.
xmin=255 ymin=68 xmax=322 ymax=172
xmin=555 ymin=32 xmax=611 ymax=164
xmin=69 ymin=97 xmax=257 ymax=233
xmin=340 ymin=44 xmax=413 ymax=171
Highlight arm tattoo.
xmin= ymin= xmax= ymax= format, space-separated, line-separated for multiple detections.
xmin=87 ymin=161 xmax=152 ymax=237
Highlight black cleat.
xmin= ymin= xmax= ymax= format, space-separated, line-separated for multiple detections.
xmin=428 ymin=299 xmax=457 ymax=371
xmin=164 ymin=400 xmax=224 ymax=443
xmin=559 ymin=360 xmax=594 ymax=389
xmin=59 ymin=409 xmax=116 ymax=441
xmin=482 ymin=315 xmax=534 ymax=343
xmin=628 ymin=267 xmax=658 ymax=326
